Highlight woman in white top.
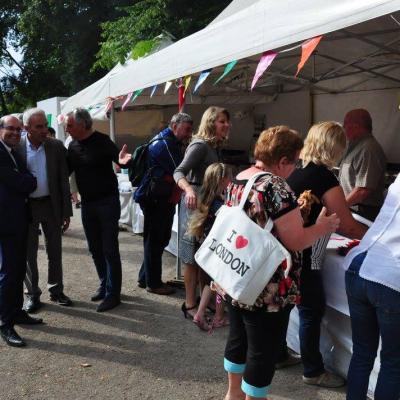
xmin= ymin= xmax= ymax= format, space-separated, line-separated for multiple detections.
xmin=344 ymin=174 xmax=400 ymax=400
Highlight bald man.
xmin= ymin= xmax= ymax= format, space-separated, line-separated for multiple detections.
xmin=339 ymin=109 xmax=386 ymax=221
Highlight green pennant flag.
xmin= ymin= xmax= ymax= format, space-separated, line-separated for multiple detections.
xmin=46 ymin=113 xmax=52 ymax=127
xmin=131 ymin=89 xmax=143 ymax=102
xmin=214 ymin=60 xmax=238 ymax=85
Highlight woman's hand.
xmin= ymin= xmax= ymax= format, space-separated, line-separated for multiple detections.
xmin=316 ymin=207 xmax=340 ymax=235
xmin=185 ymin=187 xmax=197 ymax=210
xmin=119 ymin=144 xmax=132 ymax=165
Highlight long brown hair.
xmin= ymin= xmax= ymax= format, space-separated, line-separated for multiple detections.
xmin=188 ymin=163 xmax=232 ymax=240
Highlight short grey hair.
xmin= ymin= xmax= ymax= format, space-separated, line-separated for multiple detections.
xmin=67 ymin=108 xmax=93 ymax=129
xmin=23 ymin=108 xmax=46 ymax=126
xmin=170 ymin=112 xmax=193 ymax=127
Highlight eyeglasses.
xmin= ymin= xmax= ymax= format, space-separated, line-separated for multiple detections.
xmin=3 ymin=126 xmax=22 ymax=133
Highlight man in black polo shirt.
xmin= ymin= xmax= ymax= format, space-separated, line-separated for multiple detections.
xmin=66 ymin=108 xmax=127 ymax=312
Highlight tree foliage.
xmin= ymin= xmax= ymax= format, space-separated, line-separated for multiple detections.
xmin=0 ymin=0 xmax=230 ymax=114
xmin=0 ymin=0 xmax=131 ymax=114
xmin=93 ymin=0 xmax=231 ymax=70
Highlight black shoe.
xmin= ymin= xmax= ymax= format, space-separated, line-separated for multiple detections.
xmin=0 ymin=326 xmax=26 ymax=347
xmin=14 ymin=311 xmax=43 ymax=325
xmin=91 ymin=289 xmax=106 ymax=302
xmin=24 ymin=297 xmax=43 ymax=314
xmin=50 ymin=292 xmax=73 ymax=306
xmin=137 ymin=281 xmax=146 ymax=289
xmin=96 ymin=296 xmax=121 ymax=312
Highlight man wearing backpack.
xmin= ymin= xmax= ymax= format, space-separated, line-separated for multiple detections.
xmin=119 ymin=113 xmax=193 ymax=295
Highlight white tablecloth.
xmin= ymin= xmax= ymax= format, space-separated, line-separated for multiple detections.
xmin=117 ymin=173 xmax=144 ymax=233
xmin=287 ymin=232 xmax=379 ymax=398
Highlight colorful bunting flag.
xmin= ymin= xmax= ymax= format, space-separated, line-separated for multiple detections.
xmin=184 ymin=76 xmax=191 ymax=96
xmin=164 ymin=81 xmax=172 ymax=94
xmin=121 ymin=92 xmax=133 ymax=111
xmin=178 ymin=78 xmax=185 ymax=112
xmin=214 ymin=60 xmax=237 ymax=85
xmin=251 ymin=51 xmax=278 ymax=90
xmin=131 ymin=89 xmax=143 ymax=102
xmin=296 ymin=36 xmax=323 ymax=77
xmin=105 ymin=99 xmax=114 ymax=113
xmin=193 ymin=69 xmax=212 ymax=93
xmin=150 ymin=85 xmax=157 ymax=98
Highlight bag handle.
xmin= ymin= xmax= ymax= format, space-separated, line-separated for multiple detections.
xmin=238 ymin=171 xmax=275 ymax=233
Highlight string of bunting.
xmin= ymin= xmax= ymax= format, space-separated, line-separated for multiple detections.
xmin=119 ymin=35 xmax=323 ymax=110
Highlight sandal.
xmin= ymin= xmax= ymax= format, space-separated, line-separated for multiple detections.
xmin=211 ymin=316 xmax=230 ymax=328
xmin=193 ymin=317 xmax=211 ymax=331
xmin=181 ymin=302 xmax=197 ymax=320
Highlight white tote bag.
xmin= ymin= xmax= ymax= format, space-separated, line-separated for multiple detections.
xmin=194 ymin=172 xmax=292 ymax=306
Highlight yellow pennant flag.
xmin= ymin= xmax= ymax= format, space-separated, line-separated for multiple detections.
xmin=184 ymin=76 xmax=191 ymax=96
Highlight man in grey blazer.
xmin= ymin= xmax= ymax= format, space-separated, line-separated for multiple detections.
xmin=16 ymin=108 xmax=73 ymax=313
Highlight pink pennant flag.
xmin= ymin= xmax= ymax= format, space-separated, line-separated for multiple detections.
xmin=105 ymin=98 xmax=114 ymax=113
xmin=251 ymin=51 xmax=278 ymax=90
xmin=296 ymin=36 xmax=323 ymax=77
xmin=121 ymin=92 xmax=133 ymax=111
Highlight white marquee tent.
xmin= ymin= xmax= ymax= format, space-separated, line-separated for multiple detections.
xmin=60 ymin=0 xmax=400 ymax=163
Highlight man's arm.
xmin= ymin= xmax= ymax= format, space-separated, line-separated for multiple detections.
xmin=345 ymin=186 xmax=372 ymax=207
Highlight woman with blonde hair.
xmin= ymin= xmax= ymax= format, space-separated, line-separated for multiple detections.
xmin=285 ymin=121 xmax=368 ymax=388
xmin=220 ymin=125 xmax=340 ymax=400
xmin=174 ymin=106 xmax=230 ymax=320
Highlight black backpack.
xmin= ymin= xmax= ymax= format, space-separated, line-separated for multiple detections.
xmin=128 ymin=136 xmax=172 ymax=187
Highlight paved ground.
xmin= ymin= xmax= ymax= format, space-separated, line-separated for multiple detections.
xmin=0 ymin=211 xmax=347 ymax=400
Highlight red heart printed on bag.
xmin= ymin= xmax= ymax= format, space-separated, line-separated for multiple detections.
xmin=235 ymin=235 xmax=248 ymax=249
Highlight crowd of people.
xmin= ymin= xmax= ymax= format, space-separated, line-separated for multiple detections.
xmin=0 ymin=104 xmax=398 ymax=400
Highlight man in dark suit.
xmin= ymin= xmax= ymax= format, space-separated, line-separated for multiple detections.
xmin=0 ymin=115 xmax=42 ymax=347
xmin=16 ymin=108 xmax=73 ymax=313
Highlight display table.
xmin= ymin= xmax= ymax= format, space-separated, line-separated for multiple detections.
xmin=287 ymin=229 xmax=379 ymax=398
xmin=117 ymin=173 xmax=144 ymax=233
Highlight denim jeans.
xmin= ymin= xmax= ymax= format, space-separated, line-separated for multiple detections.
xmin=81 ymin=195 xmax=122 ymax=298
xmin=346 ymin=252 xmax=400 ymax=400
xmin=138 ymin=199 xmax=175 ymax=289
xmin=297 ymin=268 xmax=326 ymax=377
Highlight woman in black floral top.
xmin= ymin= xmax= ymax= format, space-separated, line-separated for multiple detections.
xmin=221 ymin=126 xmax=340 ymax=400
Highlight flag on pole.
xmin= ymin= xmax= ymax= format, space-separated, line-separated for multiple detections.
xmin=296 ymin=36 xmax=323 ymax=77
xmin=251 ymin=51 xmax=278 ymax=90
xmin=214 ymin=60 xmax=238 ymax=85
xmin=193 ymin=69 xmax=212 ymax=93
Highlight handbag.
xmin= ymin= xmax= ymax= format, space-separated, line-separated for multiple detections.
xmin=194 ymin=172 xmax=292 ymax=306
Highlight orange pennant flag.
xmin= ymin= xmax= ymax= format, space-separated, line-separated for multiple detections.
xmin=296 ymin=36 xmax=323 ymax=77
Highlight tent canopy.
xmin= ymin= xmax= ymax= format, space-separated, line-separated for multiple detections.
xmin=61 ymin=0 xmax=400 ymax=113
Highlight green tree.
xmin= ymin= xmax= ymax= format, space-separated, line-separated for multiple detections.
xmin=93 ymin=0 xmax=230 ymax=71
xmin=0 ymin=0 xmax=132 ymax=113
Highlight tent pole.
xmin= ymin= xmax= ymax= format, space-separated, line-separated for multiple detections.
xmin=110 ymin=105 xmax=116 ymax=143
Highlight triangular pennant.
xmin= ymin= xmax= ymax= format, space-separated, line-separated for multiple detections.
xmin=193 ymin=69 xmax=212 ymax=93
xmin=150 ymin=85 xmax=157 ymax=98
xmin=184 ymin=76 xmax=191 ymax=96
xmin=251 ymin=51 xmax=278 ymax=90
xmin=214 ymin=60 xmax=237 ymax=85
xmin=131 ymin=89 xmax=143 ymax=102
xmin=121 ymin=92 xmax=133 ymax=111
xmin=105 ymin=99 xmax=114 ymax=113
xmin=296 ymin=36 xmax=323 ymax=77
xmin=164 ymin=81 xmax=172 ymax=94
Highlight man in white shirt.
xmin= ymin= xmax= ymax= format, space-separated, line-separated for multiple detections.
xmin=16 ymin=108 xmax=73 ymax=313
